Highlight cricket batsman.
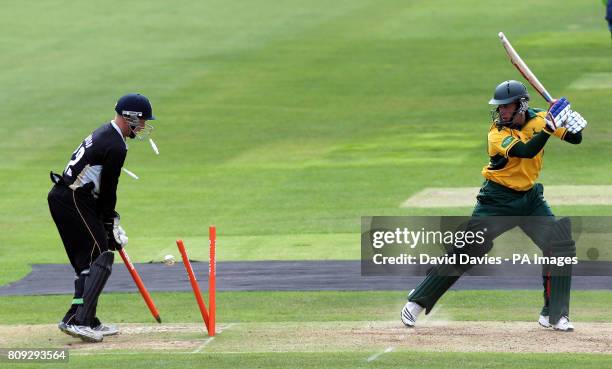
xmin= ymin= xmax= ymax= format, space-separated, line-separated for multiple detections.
xmin=607 ymin=0 xmax=612 ymax=39
xmin=48 ymin=93 xmax=155 ymax=342
xmin=400 ymin=80 xmax=587 ymax=331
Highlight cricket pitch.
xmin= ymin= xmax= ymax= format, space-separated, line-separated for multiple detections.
xmin=1 ymin=321 xmax=610 ymax=355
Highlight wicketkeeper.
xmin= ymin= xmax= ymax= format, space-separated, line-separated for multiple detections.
xmin=48 ymin=93 xmax=155 ymax=342
xmin=401 ymin=80 xmax=587 ymax=331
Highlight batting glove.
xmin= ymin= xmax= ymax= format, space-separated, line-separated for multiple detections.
xmin=565 ymin=110 xmax=587 ymax=134
xmin=104 ymin=217 xmax=128 ymax=250
xmin=545 ymin=97 xmax=571 ymax=132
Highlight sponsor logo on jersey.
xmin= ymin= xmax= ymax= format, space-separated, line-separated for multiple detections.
xmin=501 ymin=136 xmax=515 ymax=148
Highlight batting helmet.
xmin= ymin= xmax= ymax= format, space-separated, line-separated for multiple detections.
xmin=489 ymin=80 xmax=530 ymax=127
xmin=115 ymin=93 xmax=155 ymax=121
xmin=488 ymin=80 xmax=529 ymax=105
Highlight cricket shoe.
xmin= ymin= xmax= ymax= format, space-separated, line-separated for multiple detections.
xmin=58 ymin=321 xmax=69 ymax=334
xmin=401 ymin=301 xmax=424 ymax=327
xmin=92 ymin=322 xmax=119 ymax=336
xmin=552 ymin=316 xmax=574 ymax=332
xmin=539 ymin=315 xmax=574 ymax=332
xmin=538 ymin=315 xmax=552 ymax=328
xmin=64 ymin=324 xmax=103 ymax=343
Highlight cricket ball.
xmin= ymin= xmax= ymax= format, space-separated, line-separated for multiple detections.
xmin=163 ymin=254 xmax=176 ymax=265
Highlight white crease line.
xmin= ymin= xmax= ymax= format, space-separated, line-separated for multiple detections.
xmin=366 ymin=346 xmax=394 ymax=362
xmin=192 ymin=337 xmax=215 ymax=353
xmin=191 ymin=323 xmax=238 ymax=353
xmin=72 ymin=323 xmax=240 ymax=356
xmin=218 ymin=322 xmax=237 ymax=333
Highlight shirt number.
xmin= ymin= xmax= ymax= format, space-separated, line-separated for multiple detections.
xmin=64 ymin=145 xmax=85 ymax=177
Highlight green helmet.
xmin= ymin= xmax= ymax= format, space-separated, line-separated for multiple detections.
xmin=489 ymin=80 xmax=530 ymax=127
xmin=489 ymin=80 xmax=529 ymax=105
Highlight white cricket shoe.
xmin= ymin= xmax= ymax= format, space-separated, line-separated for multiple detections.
xmin=552 ymin=316 xmax=574 ymax=332
xmin=92 ymin=323 xmax=119 ymax=336
xmin=401 ymin=301 xmax=424 ymax=327
xmin=58 ymin=321 xmax=70 ymax=335
xmin=64 ymin=324 xmax=103 ymax=342
xmin=539 ymin=315 xmax=574 ymax=332
xmin=538 ymin=315 xmax=552 ymax=328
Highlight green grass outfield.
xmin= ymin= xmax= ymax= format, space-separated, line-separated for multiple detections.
xmin=0 ymin=291 xmax=611 ymax=324
xmin=1 ymin=0 xmax=611 ymax=282
xmin=0 ymin=0 xmax=610 ymax=368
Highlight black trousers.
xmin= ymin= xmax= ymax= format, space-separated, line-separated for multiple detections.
xmin=48 ymin=184 xmax=109 ymax=274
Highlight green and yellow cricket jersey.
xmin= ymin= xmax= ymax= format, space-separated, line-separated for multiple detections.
xmin=481 ymin=108 xmax=567 ymax=191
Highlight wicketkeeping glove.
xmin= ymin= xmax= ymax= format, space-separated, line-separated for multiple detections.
xmin=104 ymin=216 xmax=128 ymax=250
xmin=545 ymin=97 xmax=571 ymax=132
xmin=564 ymin=110 xmax=587 ymax=134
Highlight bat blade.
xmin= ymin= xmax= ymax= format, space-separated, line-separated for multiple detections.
xmin=498 ymin=32 xmax=554 ymax=103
